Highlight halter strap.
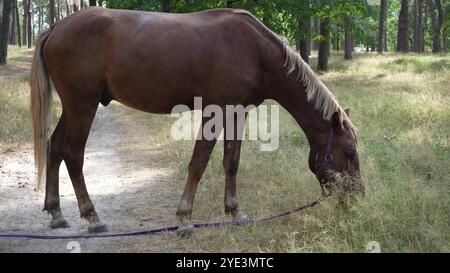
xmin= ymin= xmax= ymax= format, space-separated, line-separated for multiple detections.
xmin=316 ymin=127 xmax=336 ymax=181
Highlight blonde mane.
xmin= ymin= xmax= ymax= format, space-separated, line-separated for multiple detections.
xmin=281 ymin=41 xmax=353 ymax=130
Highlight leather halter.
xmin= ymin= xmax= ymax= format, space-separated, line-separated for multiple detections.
xmin=315 ymin=127 xmax=336 ymax=182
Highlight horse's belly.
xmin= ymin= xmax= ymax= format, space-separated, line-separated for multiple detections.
xmin=109 ymin=86 xmax=194 ymax=114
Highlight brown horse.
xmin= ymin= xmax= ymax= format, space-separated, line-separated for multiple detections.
xmin=30 ymin=7 xmax=362 ymax=234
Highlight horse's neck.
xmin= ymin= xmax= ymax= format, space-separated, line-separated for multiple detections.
xmin=271 ymin=76 xmax=329 ymax=146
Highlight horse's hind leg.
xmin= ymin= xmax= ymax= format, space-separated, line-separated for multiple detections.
xmin=63 ymin=103 xmax=107 ymax=233
xmin=44 ymin=113 xmax=70 ymax=229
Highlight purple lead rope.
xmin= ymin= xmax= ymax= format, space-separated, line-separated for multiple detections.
xmin=0 ymin=197 xmax=324 ymax=240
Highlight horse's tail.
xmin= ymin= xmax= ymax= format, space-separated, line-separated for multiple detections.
xmin=30 ymin=28 xmax=52 ymax=190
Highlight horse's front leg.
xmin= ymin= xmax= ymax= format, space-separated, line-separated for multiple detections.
xmin=176 ymin=117 xmax=219 ymax=237
xmin=223 ymin=138 xmax=248 ymax=221
xmin=223 ymin=113 xmax=248 ymax=221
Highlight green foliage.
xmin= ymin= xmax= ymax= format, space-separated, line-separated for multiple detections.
xmin=97 ymin=1 xmax=368 ymax=51
xmin=443 ymin=1 xmax=450 ymax=33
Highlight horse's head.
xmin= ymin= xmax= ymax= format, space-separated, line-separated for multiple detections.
xmin=309 ymin=109 xmax=364 ymax=201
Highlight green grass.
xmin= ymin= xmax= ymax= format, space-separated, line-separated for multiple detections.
xmin=1 ymin=47 xmax=449 ymax=252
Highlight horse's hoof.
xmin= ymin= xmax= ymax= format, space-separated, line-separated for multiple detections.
xmin=231 ymin=209 xmax=249 ymax=222
xmin=50 ymin=218 xmax=70 ymax=229
xmin=88 ymin=223 xmax=109 ymax=233
xmin=176 ymin=226 xmax=194 ymax=238
xmin=233 ymin=213 xmax=249 ymax=222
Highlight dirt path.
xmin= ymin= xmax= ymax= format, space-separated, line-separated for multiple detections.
xmin=0 ymin=105 xmax=185 ymax=252
xmin=0 ymin=49 xmax=33 ymax=80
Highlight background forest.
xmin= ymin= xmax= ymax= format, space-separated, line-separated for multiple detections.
xmin=0 ymin=0 xmax=449 ymax=68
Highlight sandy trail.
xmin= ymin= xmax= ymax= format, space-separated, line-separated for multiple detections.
xmin=0 ymin=105 xmax=183 ymax=252
xmin=0 ymin=50 xmax=33 ymax=80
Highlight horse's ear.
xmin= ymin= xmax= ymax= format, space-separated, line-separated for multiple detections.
xmin=331 ymin=111 xmax=343 ymax=133
xmin=344 ymin=108 xmax=350 ymax=117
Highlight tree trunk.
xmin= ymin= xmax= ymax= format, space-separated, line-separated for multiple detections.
xmin=298 ymin=0 xmax=311 ymax=63
xmin=397 ymin=0 xmax=409 ymax=52
xmin=14 ymin=0 xmax=21 ymax=47
xmin=312 ymin=17 xmax=320 ymax=51
xmin=9 ymin=3 xmax=16 ymax=45
xmin=89 ymin=0 xmax=96 ymax=6
xmin=226 ymin=1 xmax=234 ymax=8
xmin=162 ymin=0 xmax=171 ymax=12
xmin=27 ymin=0 xmax=32 ymax=48
xmin=307 ymin=18 xmax=312 ymax=56
xmin=423 ymin=0 xmax=428 ymax=52
xmin=344 ymin=18 xmax=352 ymax=60
xmin=318 ymin=18 xmax=330 ymax=71
xmin=31 ymin=4 xmax=35 ymax=42
xmin=428 ymin=0 xmax=438 ymax=52
xmin=65 ymin=0 xmax=71 ymax=16
xmin=60 ymin=0 xmax=64 ymax=19
xmin=49 ymin=0 xmax=56 ymax=25
xmin=335 ymin=25 xmax=340 ymax=51
xmin=0 ymin=0 xmax=13 ymax=64
xmin=298 ymin=13 xmax=311 ymax=63
xmin=431 ymin=0 xmax=443 ymax=53
xmin=80 ymin=0 xmax=84 ymax=10
xmin=55 ymin=0 xmax=60 ymax=21
xmin=37 ymin=0 xmax=42 ymax=33
xmin=413 ymin=0 xmax=418 ymax=50
xmin=59 ymin=0 xmax=63 ymax=19
xmin=378 ymin=0 xmax=387 ymax=53
xmin=414 ymin=0 xmax=424 ymax=52
xmin=22 ymin=0 xmax=28 ymax=46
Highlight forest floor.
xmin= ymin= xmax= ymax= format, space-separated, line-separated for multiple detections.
xmin=0 ymin=47 xmax=33 ymax=80
xmin=0 ymin=46 xmax=449 ymax=252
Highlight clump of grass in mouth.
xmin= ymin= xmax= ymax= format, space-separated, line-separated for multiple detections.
xmin=323 ymin=171 xmax=365 ymax=208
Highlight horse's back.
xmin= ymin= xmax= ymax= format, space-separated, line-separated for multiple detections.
xmin=45 ymin=7 xmax=258 ymax=56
